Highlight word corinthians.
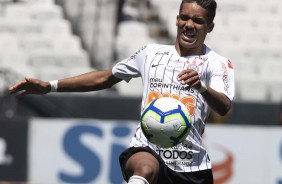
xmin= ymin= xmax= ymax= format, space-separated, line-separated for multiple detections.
xmin=150 ymin=78 xmax=194 ymax=92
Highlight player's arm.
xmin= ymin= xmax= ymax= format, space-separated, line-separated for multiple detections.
xmin=9 ymin=69 xmax=122 ymax=98
xmin=198 ymin=86 xmax=231 ymax=116
xmin=177 ymin=69 xmax=231 ymax=116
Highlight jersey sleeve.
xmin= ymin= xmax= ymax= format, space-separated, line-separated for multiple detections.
xmin=112 ymin=44 xmax=152 ymax=82
xmin=208 ymin=59 xmax=235 ymax=100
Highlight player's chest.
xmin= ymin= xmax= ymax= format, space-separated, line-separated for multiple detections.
xmin=145 ymin=55 xmax=208 ymax=76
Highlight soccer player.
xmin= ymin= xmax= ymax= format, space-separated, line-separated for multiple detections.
xmin=9 ymin=0 xmax=234 ymax=183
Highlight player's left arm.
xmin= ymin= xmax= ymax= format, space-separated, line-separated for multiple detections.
xmin=198 ymin=87 xmax=231 ymax=116
xmin=9 ymin=70 xmax=122 ymax=98
xmin=177 ymin=69 xmax=231 ymax=116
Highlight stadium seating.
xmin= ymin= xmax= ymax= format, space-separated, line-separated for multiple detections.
xmin=33 ymin=65 xmax=93 ymax=81
xmin=28 ymin=50 xmax=89 ymax=67
xmin=59 ymin=0 xmax=117 ymax=69
xmin=149 ymin=0 xmax=180 ymax=39
xmin=115 ymin=21 xmax=156 ymax=60
xmin=4 ymin=3 xmax=63 ymax=20
xmin=0 ymin=0 xmax=93 ymax=93
xmin=20 ymin=35 xmax=82 ymax=52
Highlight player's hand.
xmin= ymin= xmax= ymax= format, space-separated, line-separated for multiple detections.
xmin=9 ymin=78 xmax=51 ymax=98
xmin=177 ymin=69 xmax=201 ymax=90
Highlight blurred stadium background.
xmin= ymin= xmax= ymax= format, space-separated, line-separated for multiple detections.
xmin=0 ymin=0 xmax=281 ymax=183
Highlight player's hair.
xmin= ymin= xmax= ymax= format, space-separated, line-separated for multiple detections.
xmin=180 ymin=0 xmax=217 ymax=24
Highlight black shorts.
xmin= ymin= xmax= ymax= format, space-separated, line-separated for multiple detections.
xmin=119 ymin=146 xmax=214 ymax=184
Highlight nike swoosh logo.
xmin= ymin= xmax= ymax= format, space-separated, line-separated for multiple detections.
xmin=152 ymin=64 xmax=165 ymax=68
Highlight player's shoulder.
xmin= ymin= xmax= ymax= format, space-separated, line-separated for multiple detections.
xmin=205 ymin=45 xmax=234 ymax=69
xmin=206 ymin=45 xmax=230 ymax=63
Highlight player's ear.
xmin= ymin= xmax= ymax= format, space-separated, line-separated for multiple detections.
xmin=176 ymin=15 xmax=179 ymax=26
xmin=207 ymin=22 xmax=215 ymax=33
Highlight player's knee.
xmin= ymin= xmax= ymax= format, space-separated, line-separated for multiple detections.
xmin=136 ymin=163 xmax=154 ymax=177
xmin=125 ymin=152 xmax=159 ymax=183
xmin=133 ymin=162 xmax=158 ymax=183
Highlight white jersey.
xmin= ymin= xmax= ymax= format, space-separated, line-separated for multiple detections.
xmin=112 ymin=43 xmax=235 ymax=172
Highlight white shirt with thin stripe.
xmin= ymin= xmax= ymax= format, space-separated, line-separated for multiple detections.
xmin=112 ymin=43 xmax=235 ymax=172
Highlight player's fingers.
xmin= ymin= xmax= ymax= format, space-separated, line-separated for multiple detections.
xmin=177 ymin=69 xmax=197 ymax=81
xmin=177 ymin=69 xmax=191 ymax=78
xmin=181 ymin=75 xmax=199 ymax=86
xmin=9 ymin=79 xmax=28 ymax=94
xmin=9 ymin=77 xmax=36 ymax=94
xmin=177 ymin=71 xmax=188 ymax=82
xmin=177 ymin=71 xmax=197 ymax=84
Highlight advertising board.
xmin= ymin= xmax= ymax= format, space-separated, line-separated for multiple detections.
xmin=0 ymin=119 xmax=28 ymax=181
xmin=28 ymin=118 xmax=282 ymax=184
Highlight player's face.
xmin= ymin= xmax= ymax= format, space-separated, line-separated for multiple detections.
xmin=176 ymin=2 xmax=214 ymax=55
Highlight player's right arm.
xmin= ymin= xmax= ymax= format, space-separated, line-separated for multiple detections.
xmin=9 ymin=69 xmax=122 ymax=98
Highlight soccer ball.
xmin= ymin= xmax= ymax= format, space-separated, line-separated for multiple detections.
xmin=141 ymin=97 xmax=191 ymax=148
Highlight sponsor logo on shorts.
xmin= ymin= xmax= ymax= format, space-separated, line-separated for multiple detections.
xmin=156 ymin=144 xmax=194 ymax=166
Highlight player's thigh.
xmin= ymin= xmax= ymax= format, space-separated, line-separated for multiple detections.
xmin=125 ymin=151 xmax=160 ymax=178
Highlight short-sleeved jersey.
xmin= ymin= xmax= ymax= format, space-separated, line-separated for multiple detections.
xmin=112 ymin=43 xmax=235 ymax=172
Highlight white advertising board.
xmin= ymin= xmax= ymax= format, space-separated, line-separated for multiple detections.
xmin=28 ymin=118 xmax=282 ymax=184
xmin=204 ymin=125 xmax=282 ymax=184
